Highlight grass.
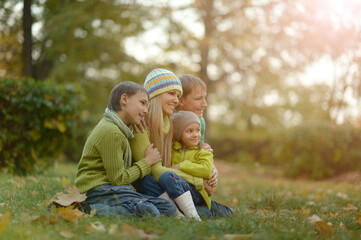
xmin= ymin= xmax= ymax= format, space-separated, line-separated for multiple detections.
xmin=1 ymin=160 xmax=361 ymax=239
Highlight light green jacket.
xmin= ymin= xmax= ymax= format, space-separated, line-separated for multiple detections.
xmin=172 ymin=141 xmax=213 ymax=209
xmin=75 ymin=118 xmax=151 ymax=193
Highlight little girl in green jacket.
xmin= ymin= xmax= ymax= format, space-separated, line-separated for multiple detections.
xmin=170 ymin=111 xmax=233 ymax=218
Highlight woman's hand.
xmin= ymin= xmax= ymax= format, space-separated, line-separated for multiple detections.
xmin=133 ymin=117 xmax=148 ymax=133
xmin=201 ymin=142 xmax=213 ymax=153
xmin=170 ymin=164 xmax=180 ymax=170
xmin=207 ymin=165 xmax=218 ymax=187
xmin=144 ymin=144 xmax=162 ymax=166
xmin=203 ymin=179 xmax=213 ymax=196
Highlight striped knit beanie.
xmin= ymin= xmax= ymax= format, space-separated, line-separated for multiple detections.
xmin=144 ymin=68 xmax=183 ymax=99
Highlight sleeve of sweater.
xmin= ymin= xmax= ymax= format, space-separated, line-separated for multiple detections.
xmin=129 ymin=131 xmax=204 ymax=191
xmin=179 ymin=150 xmax=213 ymax=179
xmin=100 ymin=131 xmax=150 ymax=185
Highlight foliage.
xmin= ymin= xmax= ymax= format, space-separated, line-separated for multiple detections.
xmin=1 ymin=161 xmax=361 ymax=239
xmin=274 ymin=122 xmax=361 ymax=179
xmin=0 ymin=78 xmax=85 ymax=174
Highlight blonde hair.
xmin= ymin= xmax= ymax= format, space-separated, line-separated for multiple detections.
xmin=179 ymin=74 xmax=207 ymax=98
xmin=146 ymin=95 xmax=173 ymax=167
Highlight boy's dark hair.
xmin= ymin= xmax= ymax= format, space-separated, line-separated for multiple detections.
xmin=178 ymin=74 xmax=207 ymax=97
xmin=108 ymin=81 xmax=148 ymax=111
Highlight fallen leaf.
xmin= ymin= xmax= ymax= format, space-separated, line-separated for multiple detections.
xmin=315 ymin=221 xmax=334 ymax=236
xmin=223 ymin=233 xmax=253 ymax=239
xmin=59 ymin=177 xmax=71 ymax=186
xmin=122 ymin=223 xmax=159 ymax=239
xmin=14 ymin=177 xmax=25 ymax=188
xmin=108 ymin=224 xmax=118 ymax=235
xmin=26 ymin=176 xmax=38 ymax=183
xmin=308 ymin=214 xmax=322 ymax=224
xmin=336 ymin=192 xmax=348 ymax=200
xmin=59 ymin=230 xmax=74 ymax=239
xmin=343 ymin=203 xmax=358 ymax=212
xmin=20 ymin=212 xmax=40 ymax=222
xmin=0 ymin=212 xmax=10 ymax=234
xmin=302 ymin=208 xmax=310 ymax=215
xmin=59 ymin=205 xmax=84 ymax=224
xmin=89 ymin=221 xmax=106 ymax=232
xmin=53 ymin=186 xmax=86 ymax=207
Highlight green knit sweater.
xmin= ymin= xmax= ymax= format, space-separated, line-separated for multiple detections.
xmin=75 ymin=118 xmax=151 ymax=193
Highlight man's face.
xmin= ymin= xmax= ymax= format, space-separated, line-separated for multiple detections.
xmin=179 ymin=87 xmax=207 ymax=118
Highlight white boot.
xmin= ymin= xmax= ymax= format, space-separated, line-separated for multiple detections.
xmin=158 ymin=192 xmax=185 ymax=218
xmin=174 ymin=191 xmax=202 ymax=221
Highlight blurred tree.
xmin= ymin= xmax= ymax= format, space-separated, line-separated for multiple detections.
xmin=0 ymin=0 xmax=153 ymax=160
xmin=143 ymin=0 xmax=361 ymax=138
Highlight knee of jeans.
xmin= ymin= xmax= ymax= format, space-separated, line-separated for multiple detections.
xmin=136 ymin=203 xmax=161 ymax=218
xmin=159 ymin=171 xmax=177 ymax=183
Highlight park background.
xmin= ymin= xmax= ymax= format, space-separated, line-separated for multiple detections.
xmin=1 ymin=0 xmax=361 ymax=239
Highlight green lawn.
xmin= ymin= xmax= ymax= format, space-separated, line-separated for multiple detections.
xmin=1 ymin=160 xmax=361 ymax=239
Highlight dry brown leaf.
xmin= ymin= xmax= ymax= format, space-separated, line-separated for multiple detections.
xmin=89 ymin=221 xmax=106 ymax=232
xmin=223 ymin=234 xmax=253 ymax=239
xmin=122 ymin=223 xmax=159 ymax=239
xmin=315 ymin=221 xmax=334 ymax=236
xmin=59 ymin=230 xmax=74 ymax=239
xmin=26 ymin=176 xmax=38 ymax=183
xmin=0 ymin=212 xmax=10 ymax=234
xmin=343 ymin=203 xmax=358 ymax=212
xmin=14 ymin=177 xmax=25 ymax=188
xmin=308 ymin=214 xmax=322 ymax=224
xmin=59 ymin=205 xmax=84 ymax=224
xmin=20 ymin=212 xmax=40 ymax=222
xmin=53 ymin=186 xmax=86 ymax=207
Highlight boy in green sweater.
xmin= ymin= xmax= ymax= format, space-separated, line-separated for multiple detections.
xmin=171 ymin=110 xmax=233 ymax=218
xmin=74 ymin=81 xmax=176 ymax=217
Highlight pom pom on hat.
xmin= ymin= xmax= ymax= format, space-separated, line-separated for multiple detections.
xmin=171 ymin=111 xmax=200 ymax=142
xmin=144 ymin=68 xmax=183 ymax=99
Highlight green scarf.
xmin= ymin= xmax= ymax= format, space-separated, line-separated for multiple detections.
xmin=104 ymin=108 xmax=134 ymax=168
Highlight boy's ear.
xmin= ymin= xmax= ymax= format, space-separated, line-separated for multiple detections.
xmin=120 ymin=93 xmax=128 ymax=105
xmin=178 ymin=97 xmax=185 ymax=107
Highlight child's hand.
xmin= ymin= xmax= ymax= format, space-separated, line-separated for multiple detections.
xmin=133 ymin=118 xmax=148 ymax=133
xmin=144 ymin=144 xmax=162 ymax=166
xmin=207 ymin=166 xmax=218 ymax=187
xmin=170 ymin=164 xmax=180 ymax=170
xmin=203 ymin=179 xmax=213 ymax=196
xmin=201 ymin=142 xmax=213 ymax=153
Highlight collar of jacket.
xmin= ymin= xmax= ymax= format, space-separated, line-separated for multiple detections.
xmin=173 ymin=141 xmax=199 ymax=151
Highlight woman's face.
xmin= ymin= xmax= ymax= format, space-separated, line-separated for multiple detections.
xmin=160 ymin=90 xmax=180 ymax=116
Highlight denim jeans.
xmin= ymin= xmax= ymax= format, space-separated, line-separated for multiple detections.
xmin=85 ymin=184 xmax=176 ymax=218
xmin=135 ymin=172 xmax=233 ymax=219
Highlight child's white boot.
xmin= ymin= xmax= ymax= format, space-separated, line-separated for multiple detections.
xmin=158 ymin=192 xmax=185 ymax=218
xmin=174 ymin=191 xmax=202 ymax=221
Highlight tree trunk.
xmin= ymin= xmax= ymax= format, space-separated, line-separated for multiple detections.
xmin=199 ymin=0 xmax=215 ymax=139
xmin=23 ymin=0 xmax=33 ymax=77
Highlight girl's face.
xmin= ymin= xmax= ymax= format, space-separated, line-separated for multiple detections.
xmin=181 ymin=122 xmax=201 ymax=147
xmin=122 ymin=90 xmax=148 ymax=125
xmin=160 ymin=90 xmax=180 ymax=116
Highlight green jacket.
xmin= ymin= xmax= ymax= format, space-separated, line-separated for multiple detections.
xmin=129 ymin=131 xmax=204 ymax=191
xmin=75 ymin=118 xmax=151 ymax=193
xmin=172 ymin=141 xmax=213 ymax=209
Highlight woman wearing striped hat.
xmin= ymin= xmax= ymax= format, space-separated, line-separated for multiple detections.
xmin=130 ymin=68 xmax=212 ymax=220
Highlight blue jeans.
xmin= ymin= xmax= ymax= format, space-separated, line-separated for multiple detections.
xmin=85 ymin=184 xmax=176 ymax=218
xmin=135 ymin=172 xmax=233 ymax=219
